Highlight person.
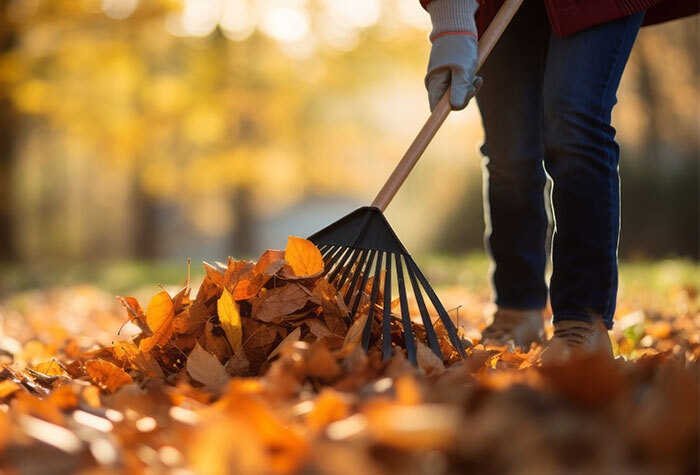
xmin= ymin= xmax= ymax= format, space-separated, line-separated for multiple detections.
xmin=421 ymin=0 xmax=698 ymax=357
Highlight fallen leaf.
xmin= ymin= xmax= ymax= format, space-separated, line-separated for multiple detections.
xmin=33 ymin=360 xmax=66 ymax=377
xmin=416 ymin=342 xmax=445 ymax=375
xmin=343 ymin=314 xmax=369 ymax=349
xmin=84 ymin=360 xmax=133 ymax=393
xmin=118 ymin=296 xmax=148 ymax=332
xmin=0 ymin=380 xmax=20 ymax=398
xmin=269 ymin=327 xmax=302 ymax=360
xmin=283 ymin=236 xmax=324 ymax=278
xmin=218 ymin=288 xmax=243 ymax=352
xmin=226 ymin=347 xmax=250 ymax=377
xmin=253 ymin=249 xmax=286 ymax=276
xmin=140 ymin=291 xmax=175 ymax=351
xmin=252 ymin=284 xmax=310 ymax=323
xmin=187 ymin=343 xmax=231 ymax=390
xmin=173 ymin=301 xmax=209 ymax=335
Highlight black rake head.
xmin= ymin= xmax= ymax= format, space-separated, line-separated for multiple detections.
xmin=308 ymin=206 xmax=467 ymax=365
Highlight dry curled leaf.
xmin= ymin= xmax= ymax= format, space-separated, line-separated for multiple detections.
xmin=187 ymin=343 xmax=230 ymax=390
xmin=252 ymin=284 xmax=311 ymax=323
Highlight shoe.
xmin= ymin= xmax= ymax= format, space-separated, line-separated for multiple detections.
xmin=480 ymin=307 xmax=545 ymax=351
xmin=541 ymin=317 xmax=614 ymax=364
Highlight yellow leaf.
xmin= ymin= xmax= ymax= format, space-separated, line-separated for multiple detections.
xmin=218 ymin=288 xmax=243 ymax=352
xmin=284 ymin=236 xmax=324 ymax=278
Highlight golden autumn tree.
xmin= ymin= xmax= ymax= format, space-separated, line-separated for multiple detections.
xmin=0 ymin=0 xmax=431 ymax=263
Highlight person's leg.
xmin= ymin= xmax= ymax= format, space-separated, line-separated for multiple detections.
xmin=476 ymin=0 xmax=550 ymax=312
xmin=542 ymin=12 xmax=645 ymax=331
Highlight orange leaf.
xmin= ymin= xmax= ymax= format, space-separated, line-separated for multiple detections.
xmin=118 ymin=296 xmax=148 ymax=331
xmin=84 ymin=360 xmax=133 ymax=392
xmin=33 ymin=360 xmax=66 ymax=377
xmin=140 ymin=290 xmax=175 ymax=351
xmin=284 ymin=236 xmax=323 ymax=278
xmin=0 ymin=380 xmax=20 ymax=398
xmin=253 ymin=249 xmax=286 ymax=276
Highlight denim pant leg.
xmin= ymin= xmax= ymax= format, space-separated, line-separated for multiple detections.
xmin=476 ymin=0 xmax=551 ymax=310
xmin=543 ymin=12 xmax=645 ymax=329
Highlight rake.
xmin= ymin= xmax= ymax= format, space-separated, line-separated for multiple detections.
xmin=308 ymin=0 xmax=524 ymax=365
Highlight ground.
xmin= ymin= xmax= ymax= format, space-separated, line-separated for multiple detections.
xmin=0 ymin=253 xmax=697 ymax=474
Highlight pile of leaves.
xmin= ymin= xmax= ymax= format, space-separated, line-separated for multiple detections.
xmin=0 ymin=239 xmax=698 ymax=474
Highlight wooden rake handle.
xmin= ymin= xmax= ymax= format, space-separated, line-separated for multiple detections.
xmin=371 ymin=0 xmax=524 ymax=212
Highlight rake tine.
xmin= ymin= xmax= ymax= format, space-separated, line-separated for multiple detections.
xmin=321 ymin=245 xmax=337 ymax=260
xmin=381 ymin=253 xmax=393 ymax=360
xmin=343 ymin=248 xmax=369 ymax=304
xmin=395 ymin=254 xmax=417 ymax=365
xmin=323 ymin=246 xmax=345 ymax=271
xmin=411 ymin=259 xmax=468 ymax=358
xmin=335 ymin=247 xmax=362 ymax=291
xmin=327 ymin=246 xmax=353 ymax=284
xmin=350 ymin=249 xmax=377 ymax=319
xmin=361 ymin=252 xmax=384 ymax=352
xmin=406 ymin=256 xmax=443 ymax=361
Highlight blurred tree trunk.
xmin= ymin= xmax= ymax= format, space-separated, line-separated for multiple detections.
xmin=0 ymin=3 xmax=17 ymax=263
xmin=230 ymin=186 xmax=255 ymax=257
xmin=132 ymin=173 xmax=160 ymax=259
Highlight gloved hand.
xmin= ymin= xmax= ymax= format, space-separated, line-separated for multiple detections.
xmin=424 ymin=0 xmax=482 ymax=111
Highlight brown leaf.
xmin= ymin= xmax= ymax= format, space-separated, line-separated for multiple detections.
xmin=252 ymin=284 xmax=311 ymax=323
xmin=241 ymin=318 xmax=280 ymax=366
xmin=84 ymin=360 xmax=133 ymax=393
xmin=187 ymin=343 xmax=230 ymax=390
xmin=196 ymin=275 xmax=223 ymax=309
xmin=307 ymin=319 xmax=333 ymax=339
xmin=269 ymin=327 xmax=302 ymax=360
xmin=226 ymin=347 xmax=250 ymax=377
xmin=173 ymin=301 xmax=209 ymax=335
xmin=343 ymin=314 xmax=369 ymax=349
xmin=201 ymin=321 xmax=233 ymax=362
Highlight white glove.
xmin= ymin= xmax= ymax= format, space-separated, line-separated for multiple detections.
xmin=424 ymin=0 xmax=482 ymax=111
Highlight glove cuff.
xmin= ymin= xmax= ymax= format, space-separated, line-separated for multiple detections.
xmin=427 ymin=0 xmax=479 ymax=42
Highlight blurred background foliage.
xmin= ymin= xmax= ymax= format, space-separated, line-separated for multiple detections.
xmin=0 ymin=0 xmax=697 ymax=294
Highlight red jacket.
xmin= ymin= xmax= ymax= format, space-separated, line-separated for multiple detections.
xmin=421 ymin=0 xmax=699 ymax=38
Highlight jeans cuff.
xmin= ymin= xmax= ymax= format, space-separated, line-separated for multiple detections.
xmin=552 ymin=311 xmax=613 ymax=330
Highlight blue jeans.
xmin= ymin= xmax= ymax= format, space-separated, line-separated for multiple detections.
xmin=476 ymin=1 xmax=644 ymax=329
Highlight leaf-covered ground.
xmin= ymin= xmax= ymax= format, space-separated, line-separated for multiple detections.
xmin=0 ymin=241 xmax=697 ymax=475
